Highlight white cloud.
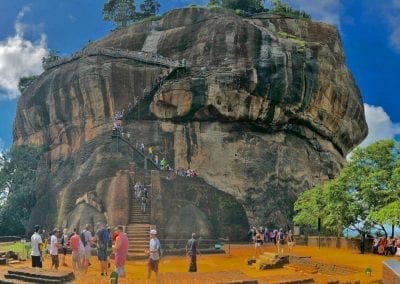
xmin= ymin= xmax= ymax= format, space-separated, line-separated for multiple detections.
xmin=286 ymin=0 xmax=341 ymax=27
xmin=378 ymin=0 xmax=400 ymax=52
xmin=0 ymin=6 xmax=48 ymax=100
xmin=360 ymin=103 xmax=400 ymax=147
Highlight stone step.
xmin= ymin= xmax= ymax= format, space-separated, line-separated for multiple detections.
xmin=3 ymin=268 xmax=75 ymax=284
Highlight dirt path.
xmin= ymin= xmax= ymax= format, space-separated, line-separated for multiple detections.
xmin=1 ymin=243 xmax=396 ymax=283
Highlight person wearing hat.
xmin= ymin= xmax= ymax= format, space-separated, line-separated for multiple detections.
xmin=113 ymin=225 xmax=128 ymax=277
xmin=31 ymin=225 xmax=43 ymax=269
xmin=147 ymin=229 xmax=160 ymax=279
xmin=49 ymin=228 xmax=60 ymax=270
xmin=186 ymin=233 xmax=201 ymax=272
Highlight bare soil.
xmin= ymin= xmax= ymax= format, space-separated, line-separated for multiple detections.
xmin=1 ymin=243 xmax=395 ymax=283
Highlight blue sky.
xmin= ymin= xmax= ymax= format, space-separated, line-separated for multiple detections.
xmin=1 ymin=0 xmax=399 ymax=153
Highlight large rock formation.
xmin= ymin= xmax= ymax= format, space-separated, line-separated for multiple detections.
xmin=14 ymin=7 xmax=367 ymax=239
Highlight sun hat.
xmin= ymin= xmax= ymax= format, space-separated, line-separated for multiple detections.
xmin=150 ymin=229 xmax=157 ymax=235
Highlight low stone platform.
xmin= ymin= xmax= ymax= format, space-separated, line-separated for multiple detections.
xmin=147 ymin=270 xmax=313 ymax=284
xmin=247 ymin=253 xmax=289 ymax=270
xmin=0 ymin=267 xmax=75 ymax=283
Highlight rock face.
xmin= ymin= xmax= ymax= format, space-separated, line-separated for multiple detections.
xmin=13 ymin=7 xmax=367 ymax=239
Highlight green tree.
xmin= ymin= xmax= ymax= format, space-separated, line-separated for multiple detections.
xmin=18 ymin=75 xmax=38 ymax=93
xmin=208 ymin=0 xmax=221 ymax=6
xmin=0 ymin=145 xmax=43 ymax=235
xmin=139 ymin=0 xmax=160 ymax=18
xmin=222 ymin=0 xmax=264 ymax=13
xmin=294 ymin=140 xmax=400 ymax=237
xmin=41 ymin=51 xmax=60 ymax=69
xmin=103 ymin=0 xmax=136 ymax=27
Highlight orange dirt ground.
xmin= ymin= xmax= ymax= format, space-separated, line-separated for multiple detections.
xmin=1 ymin=243 xmax=398 ymax=283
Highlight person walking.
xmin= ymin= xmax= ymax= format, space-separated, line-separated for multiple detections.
xmin=81 ymin=224 xmax=93 ymax=274
xmin=69 ymin=228 xmax=81 ymax=272
xmin=287 ymin=229 xmax=295 ymax=252
xmin=61 ymin=228 xmax=69 ymax=266
xmin=31 ymin=225 xmax=43 ymax=269
xmin=49 ymin=228 xmax=60 ymax=270
xmin=113 ymin=225 xmax=128 ymax=277
xmin=147 ymin=229 xmax=160 ymax=279
xmin=186 ymin=233 xmax=201 ymax=272
xmin=94 ymin=223 xmax=109 ymax=276
xmin=276 ymin=228 xmax=285 ymax=257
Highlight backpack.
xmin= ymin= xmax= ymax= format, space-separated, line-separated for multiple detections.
xmin=99 ymin=228 xmax=109 ymax=244
xmin=80 ymin=231 xmax=87 ymax=246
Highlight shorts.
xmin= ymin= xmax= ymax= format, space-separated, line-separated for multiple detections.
xmin=97 ymin=246 xmax=108 ymax=261
xmin=31 ymin=255 xmax=42 ymax=268
xmin=83 ymin=246 xmax=91 ymax=260
xmin=148 ymin=258 xmax=159 ymax=272
xmin=72 ymin=251 xmax=80 ymax=263
xmin=51 ymin=254 xmax=59 ymax=268
xmin=62 ymin=247 xmax=67 ymax=255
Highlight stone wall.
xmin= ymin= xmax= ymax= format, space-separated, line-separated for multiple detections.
xmin=382 ymin=260 xmax=400 ymax=284
xmin=295 ymin=236 xmax=373 ymax=252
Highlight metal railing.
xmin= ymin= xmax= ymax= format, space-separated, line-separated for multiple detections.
xmin=159 ymin=238 xmax=230 ymax=256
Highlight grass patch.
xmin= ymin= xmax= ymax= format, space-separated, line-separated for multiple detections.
xmin=0 ymin=242 xmax=31 ymax=259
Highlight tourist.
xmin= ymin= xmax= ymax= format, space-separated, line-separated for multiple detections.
xmin=141 ymin=196 xmax=147 ymax=213
xmin=69 ymin=228 xmax=81 ymax=272
xmin=31 ymin=225 xmax=43 ymax=269
xmin=81 ymin=224 xmax=93 ymax=273
xmin=254 ymin=229 xmax=263 ymax=256
xmin=160 ymin=157 xmax=167 ymax=170
xmin=276 ymin=228 xmax=285 ymax=257
xmin=147 ymin=229 xmax=160 ymax=279
xmin=113 ymin=225 xmax=128 ymax=277
xmin=287 ymin=230 xmax=295 ymax=252
xmin=186 ymin=233 xmax=201 ymax=272
xmin=49 ymin=228 xmax=60 ymax=270
xmin=61 ymin=228 xmax=69 ymax=266
xmin=94 ymin=223 xmax=109 ymax=276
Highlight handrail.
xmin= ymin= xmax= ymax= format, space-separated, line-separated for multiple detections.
xmin=111 ymin=132 xmax=160 ymax=170
xmin=44 ymin=47 xmax=189 ymax=70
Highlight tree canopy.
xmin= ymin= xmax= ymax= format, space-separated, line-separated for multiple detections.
xmin=139 ymin=0 xmax=160 ymax=18
xmin=221 ymin=0 xmax=264 ymax=13
xmin=294 ymin=140 xmax=400 ymax=237
xmin=0 ymin=145 xmax=43 ymax=236
xmin=103 ymin=0 xmax=136 ymax=27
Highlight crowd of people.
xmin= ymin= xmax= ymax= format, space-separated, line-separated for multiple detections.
xmin=248 ymin=226 xmax=295 ymax=256
xmin=30 ymin=223 xmax=129 ymax=278
xmin=30 ymin=223 xmax=201 ymax=279
xmin=134 ymin=182 xmax=150 ymax=213
xmin=372 ymin=236 xmax=400 ymax=256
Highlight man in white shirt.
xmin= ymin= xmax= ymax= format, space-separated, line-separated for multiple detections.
xmin=49 ymin=228 xmax=60 ymax=270
xmin=147 ymin=229 xmax=160 ymax=279
xmin=82 ymin=224 xmax=93 ymax=273
xmin=31 ymin=225 xmax=43 ymax=269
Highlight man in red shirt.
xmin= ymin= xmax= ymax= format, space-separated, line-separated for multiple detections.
xmin=69 ymin=228 xmax=81 ymax=272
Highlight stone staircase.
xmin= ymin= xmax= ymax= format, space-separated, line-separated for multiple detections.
xmin=142 ymin=21 xmax=163 ymax=53
xmin=126 ymin=223 xmax=150 ymax=259
xmin=126 ymin=172 xmax=152 ymax=259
